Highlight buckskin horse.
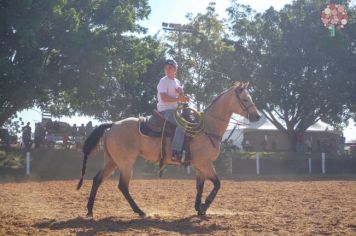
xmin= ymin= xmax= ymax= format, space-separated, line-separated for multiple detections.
xmin=77 ymin=81 xmax=260 ymax=217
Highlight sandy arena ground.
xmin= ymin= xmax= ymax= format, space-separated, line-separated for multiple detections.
xmin=0 ymin=179 xmax=356 ymax=235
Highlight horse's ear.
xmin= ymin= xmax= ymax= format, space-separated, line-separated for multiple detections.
xmin=234 ymin=81 xmax=241 ymax=88
xmin=244 ymin=82 xmax=250 ymax=88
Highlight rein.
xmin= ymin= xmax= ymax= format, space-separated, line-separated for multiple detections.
xmin=234 ymin=89 xmax=255 ymax=120
xmin=175 ymin=84 xmax=255 ymax=149
xmin=202 ymin=88 xmax=253 ymax=147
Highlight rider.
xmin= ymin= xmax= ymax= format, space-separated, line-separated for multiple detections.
xmin=157 ymin=59 xmax=189 ymax=161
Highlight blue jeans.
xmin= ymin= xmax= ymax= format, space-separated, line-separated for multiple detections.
xmin=160 ymin=109 xmax=185 ymax=152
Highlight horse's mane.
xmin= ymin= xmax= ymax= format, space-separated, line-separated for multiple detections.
xmin=203 ymin=81 xmax=247 ymax=112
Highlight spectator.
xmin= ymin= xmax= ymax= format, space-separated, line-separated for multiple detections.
xmin=71 ymin=124 xmax=78 ymax=138
xmin=85 ymin=121 xmax=93 ymax=137
xmin=22 ymin=122 xmax=32 ymax=149
xmin=63 ymin=134 xmax=70 ymax=149
xmin=46 ymin=133 xmax=56 ymax=148
xmin=78 ymin=124 xmax=85 ymax=138
xmin=34 ymin=123 xmax=41 ymax=148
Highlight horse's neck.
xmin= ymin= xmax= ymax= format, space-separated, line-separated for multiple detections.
xmin=203 ymin=91 xmax=233 ymax=137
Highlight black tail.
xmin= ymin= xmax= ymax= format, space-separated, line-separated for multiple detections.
xmin=76 ymin=123 xmax=113 ymax=190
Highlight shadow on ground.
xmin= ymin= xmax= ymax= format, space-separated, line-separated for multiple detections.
xmin=33 ymin=215 xmax=229 ymax=235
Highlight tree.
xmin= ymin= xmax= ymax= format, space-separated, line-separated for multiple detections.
xmin=0 ymin=0 xmax=154 ymax=126
xmin=227 ymin=0 xmax=356 ymax=150
xmin=163 ymin=2 xmax=234 ymax=111
xmin=90 ymin=36 xmax=167 ymax=120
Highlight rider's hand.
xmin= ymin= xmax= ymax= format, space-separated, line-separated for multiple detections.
xmin=178 ymin=95 xmax=190 ymax=103
xmin=175 ymin=87 xmax=184 ymax=96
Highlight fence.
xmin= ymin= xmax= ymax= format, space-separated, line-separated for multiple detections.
xmin=226 ymin=153 xmax=356 ymax=176
xmin=1 ymin=149 xmax=356 ymax=179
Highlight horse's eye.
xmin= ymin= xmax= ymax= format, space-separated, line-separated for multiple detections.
xmin=242 ymin=99 xmax=249 ymax=103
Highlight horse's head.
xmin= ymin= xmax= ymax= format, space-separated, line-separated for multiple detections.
xmin=231 ymin=81 xmax=261 ymax=122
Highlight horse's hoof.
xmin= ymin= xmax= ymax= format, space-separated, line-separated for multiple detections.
xmin=200 ymin=203 xmax=208 ymax=212
xmin=138 ymin=211 xmax=146 ymax=218
xmin=197 ymin=211 xmax=206 ymax=216
xmin=86 ymin=212 xmax=93 ymax=218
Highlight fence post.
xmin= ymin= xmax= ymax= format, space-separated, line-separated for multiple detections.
xmin=26 ymin=151 xmax=30 ymax=175
xmin=187 ymin=166 xmax=191 ymax=175
xmin=256 ymin=152 xmax=260 ymax=175
xmin=308 ymin=157 xmax=312 ymax=174
xmin=321 ymin=152 xmax=326 ymax=174
xmin=229 ymin=157 xmax=233 ymax=175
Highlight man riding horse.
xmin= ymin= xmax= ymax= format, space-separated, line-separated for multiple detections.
xmin=77 ymin=68 xmax=261 ymax=217
xmin=156 ymin=59 xmax=189 ymax=161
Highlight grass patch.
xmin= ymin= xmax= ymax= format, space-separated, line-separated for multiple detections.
xmin=0 ymin=148 xmax=24 ymax=169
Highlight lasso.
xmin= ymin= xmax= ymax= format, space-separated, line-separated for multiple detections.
xmin=174 ymin=103 xmax=205 ymax=138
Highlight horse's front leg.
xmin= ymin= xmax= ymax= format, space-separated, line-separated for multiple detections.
xmin=198 ymin=175 xmax=220 ymax=216
xmin=195 ymin=174 xmax=205 ymax=214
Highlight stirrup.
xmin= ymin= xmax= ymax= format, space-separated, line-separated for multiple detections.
xmin=172 ymin=150 xmax=182 ymax=161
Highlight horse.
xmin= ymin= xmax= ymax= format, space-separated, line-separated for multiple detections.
xmin=77 ymin=81 xmax=261 ymax=217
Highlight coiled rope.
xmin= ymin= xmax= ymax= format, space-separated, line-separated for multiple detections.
xmin=173 ymin=104 xmax=205 ymax=138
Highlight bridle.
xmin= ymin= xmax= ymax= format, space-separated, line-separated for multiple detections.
xmin=221 ymin=88 xmax=255 ymax=144
xmin=234 ymin=88 xmax=255 ymax=121
xmin=203 ymin=87 xmax=255 ymax=146
xmin=203 ymin=87 xmax=255 ymax=124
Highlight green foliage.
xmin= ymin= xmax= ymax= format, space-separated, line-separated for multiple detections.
xmin=3 ymin=114 xmax=24 ymax=135
xmin=164 ymin=3 xmax=234 ymax=111
xmin=0 ymin=149 xmax=23 ymax=169
xmin=0 ymin=0 xmax=160 ymax=125
xmin=1 ymin=0 xmax=355 ymax=145
xmin=227 ymin=0 xmax=356 ymax=150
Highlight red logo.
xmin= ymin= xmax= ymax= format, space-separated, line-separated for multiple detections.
xmin=321 ymin=4 xmax=348 ymax=36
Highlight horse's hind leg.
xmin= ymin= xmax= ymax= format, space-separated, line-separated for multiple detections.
xmin=86 ymin=158 xmax=116 ymax=217
xmin=118 ymin=166 xmax=145 ymax=217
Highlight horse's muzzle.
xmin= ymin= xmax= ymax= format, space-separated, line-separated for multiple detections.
xmin=249 ymin=113 xmax=261 ymax=122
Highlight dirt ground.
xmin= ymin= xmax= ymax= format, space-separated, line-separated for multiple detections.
xmin=0 ymin=178 xmax=356 ymax=235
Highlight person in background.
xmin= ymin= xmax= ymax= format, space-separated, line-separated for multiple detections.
xmin=78 ymin=124 xmax=85 ymax=138
xmin=22 ymin=122 xmax=32 ymax=149
xmin=34 ymin=123 xmax=45 ymax=148
xmin=63 ymin=133 xmax=70 ymax=149
xmin=85 ymin=121 xmax=93 ymax=137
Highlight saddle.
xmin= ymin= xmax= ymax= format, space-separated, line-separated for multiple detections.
xmin=139 ymin=109 xmax=194 ymax=173
xmin=139 ymin=110 xmax=175 ymax=137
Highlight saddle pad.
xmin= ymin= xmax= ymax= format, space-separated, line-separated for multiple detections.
xmin=139 ymin=117 xmax=162 ymax=137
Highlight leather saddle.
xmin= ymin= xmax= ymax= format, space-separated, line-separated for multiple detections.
xmin=139 ymin=110 xmax=176 ymax=137
xmin=139 ymin=108 xmax=196 ymax=172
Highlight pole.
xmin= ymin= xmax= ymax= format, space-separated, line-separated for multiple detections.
xmin=177 ymin=29 xmax=182 ymax=81
xmin=308 ymin=157 xmax=312 ymax=174
xmin=26 ymin=151 xmax=30 ymax=175
xmin=162 ymin=22 xmax=195 ymax=82
xmin=321 ymin=152 xmax=326 ymax=174
xmin=256 ymin=152 xmax=260 ymax=175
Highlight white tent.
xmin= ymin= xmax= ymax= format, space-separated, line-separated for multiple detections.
xmin=222 ymin=115 xmax=332 ymax=149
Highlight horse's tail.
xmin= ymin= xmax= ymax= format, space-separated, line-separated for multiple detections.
xmin=76 ymin=123 xmax=113 ymax=190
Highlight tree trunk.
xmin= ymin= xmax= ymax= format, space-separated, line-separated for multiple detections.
xmin=286 ymin=129 xmax=297 ymax=152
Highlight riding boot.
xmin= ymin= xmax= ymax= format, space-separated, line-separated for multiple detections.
xmin=172 ymin=150 xmax=182 ymax=161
